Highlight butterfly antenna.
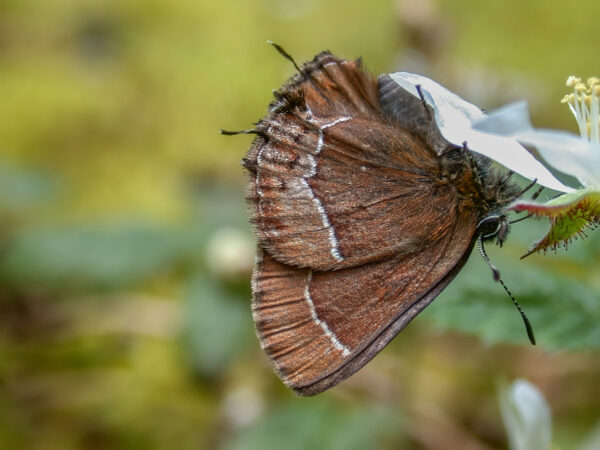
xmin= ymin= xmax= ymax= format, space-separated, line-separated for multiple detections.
xmin=415 ymin=85 xmax=433 ymax=122
xmin=477 ymin=234 xmax=536 ymax=345
xmin=267 ymin=41 xmax=302 ymax=73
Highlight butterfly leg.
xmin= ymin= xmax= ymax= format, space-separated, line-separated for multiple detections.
xmin=415 ymin=85 xmax=433 ymax=122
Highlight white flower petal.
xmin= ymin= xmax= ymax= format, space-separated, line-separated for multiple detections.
xmin=389 ymin=73 xmax=485 ymax=146
xmin=389 ymin=74 xmax=574 ymax=192
xmin=473 ymin=101 xmax=533 ymax=135
xmin=463 ymin=128 xmax=573 ymax=192
xmin=499 ymin=379 xmax=552 ymax=450
xmin=473 ymin=102 xmax=599 ymax=187
xmin=515 ymin=130 xmax=600 ymax=188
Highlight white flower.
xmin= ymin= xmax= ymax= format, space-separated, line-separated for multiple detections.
xmin=498 ymin=379 xmax=552 ymax=450
xmin=474 ymin=88 xmax=600 ymax=189
xmin=390 ymin=72 xmax=575 ymax=192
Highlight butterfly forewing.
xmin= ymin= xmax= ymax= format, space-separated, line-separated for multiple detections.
xmin=245 ymin=52 xmax=458 ymax=271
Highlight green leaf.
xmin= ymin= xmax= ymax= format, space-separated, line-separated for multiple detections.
xmin=0 ymin=223 xmax=185 ymax=291
xmin=424 ymin=241 xmax=600 ymax=350
xmin=0 ymin=163 xmax=58 ymax=212
xmin=224 ymin=400 xmax=404 ymax=450
xmin=182 ymin=276 xmax=254 ymax=377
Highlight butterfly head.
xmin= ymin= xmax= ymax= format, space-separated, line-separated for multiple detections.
xmin=477 ymin=213 xmax=510 ymax=247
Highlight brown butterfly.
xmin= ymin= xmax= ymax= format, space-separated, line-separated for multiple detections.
xmin=224 ymin=45 xmax=532 ymax=396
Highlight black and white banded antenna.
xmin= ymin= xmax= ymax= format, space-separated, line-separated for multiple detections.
xmin=477 ymin=234 xmax=536 ymax=345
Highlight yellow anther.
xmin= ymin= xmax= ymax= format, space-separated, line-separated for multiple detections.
xmin=566 ymin=75 xmax=581 ymax=88
xmin=563 ymin=75 xmax=600 ymax=143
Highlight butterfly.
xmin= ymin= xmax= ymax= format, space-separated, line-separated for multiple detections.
xmin=225 ymin=45 xmax=532 ymax=396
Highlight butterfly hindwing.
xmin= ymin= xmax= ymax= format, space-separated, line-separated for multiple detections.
xmin=252 ymin=204 xmax=478 ymax=395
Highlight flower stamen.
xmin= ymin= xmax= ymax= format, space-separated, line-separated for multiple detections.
xmin=562 ymin=75 xmax=600 ymax=144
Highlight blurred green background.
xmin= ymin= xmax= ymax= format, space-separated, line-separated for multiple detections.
xmin=1 ymin=0 xmax=599 ymax=449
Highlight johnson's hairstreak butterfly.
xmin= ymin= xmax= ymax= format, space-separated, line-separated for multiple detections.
xmin=222 ymin=44 xmax=535 ymax=396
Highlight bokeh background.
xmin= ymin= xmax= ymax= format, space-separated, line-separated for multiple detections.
xmin=1 ymin=0 xmax=599 ymax=449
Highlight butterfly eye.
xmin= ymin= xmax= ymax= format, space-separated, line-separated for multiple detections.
xmin=477 ymin=214 xmax=509 ymax=245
